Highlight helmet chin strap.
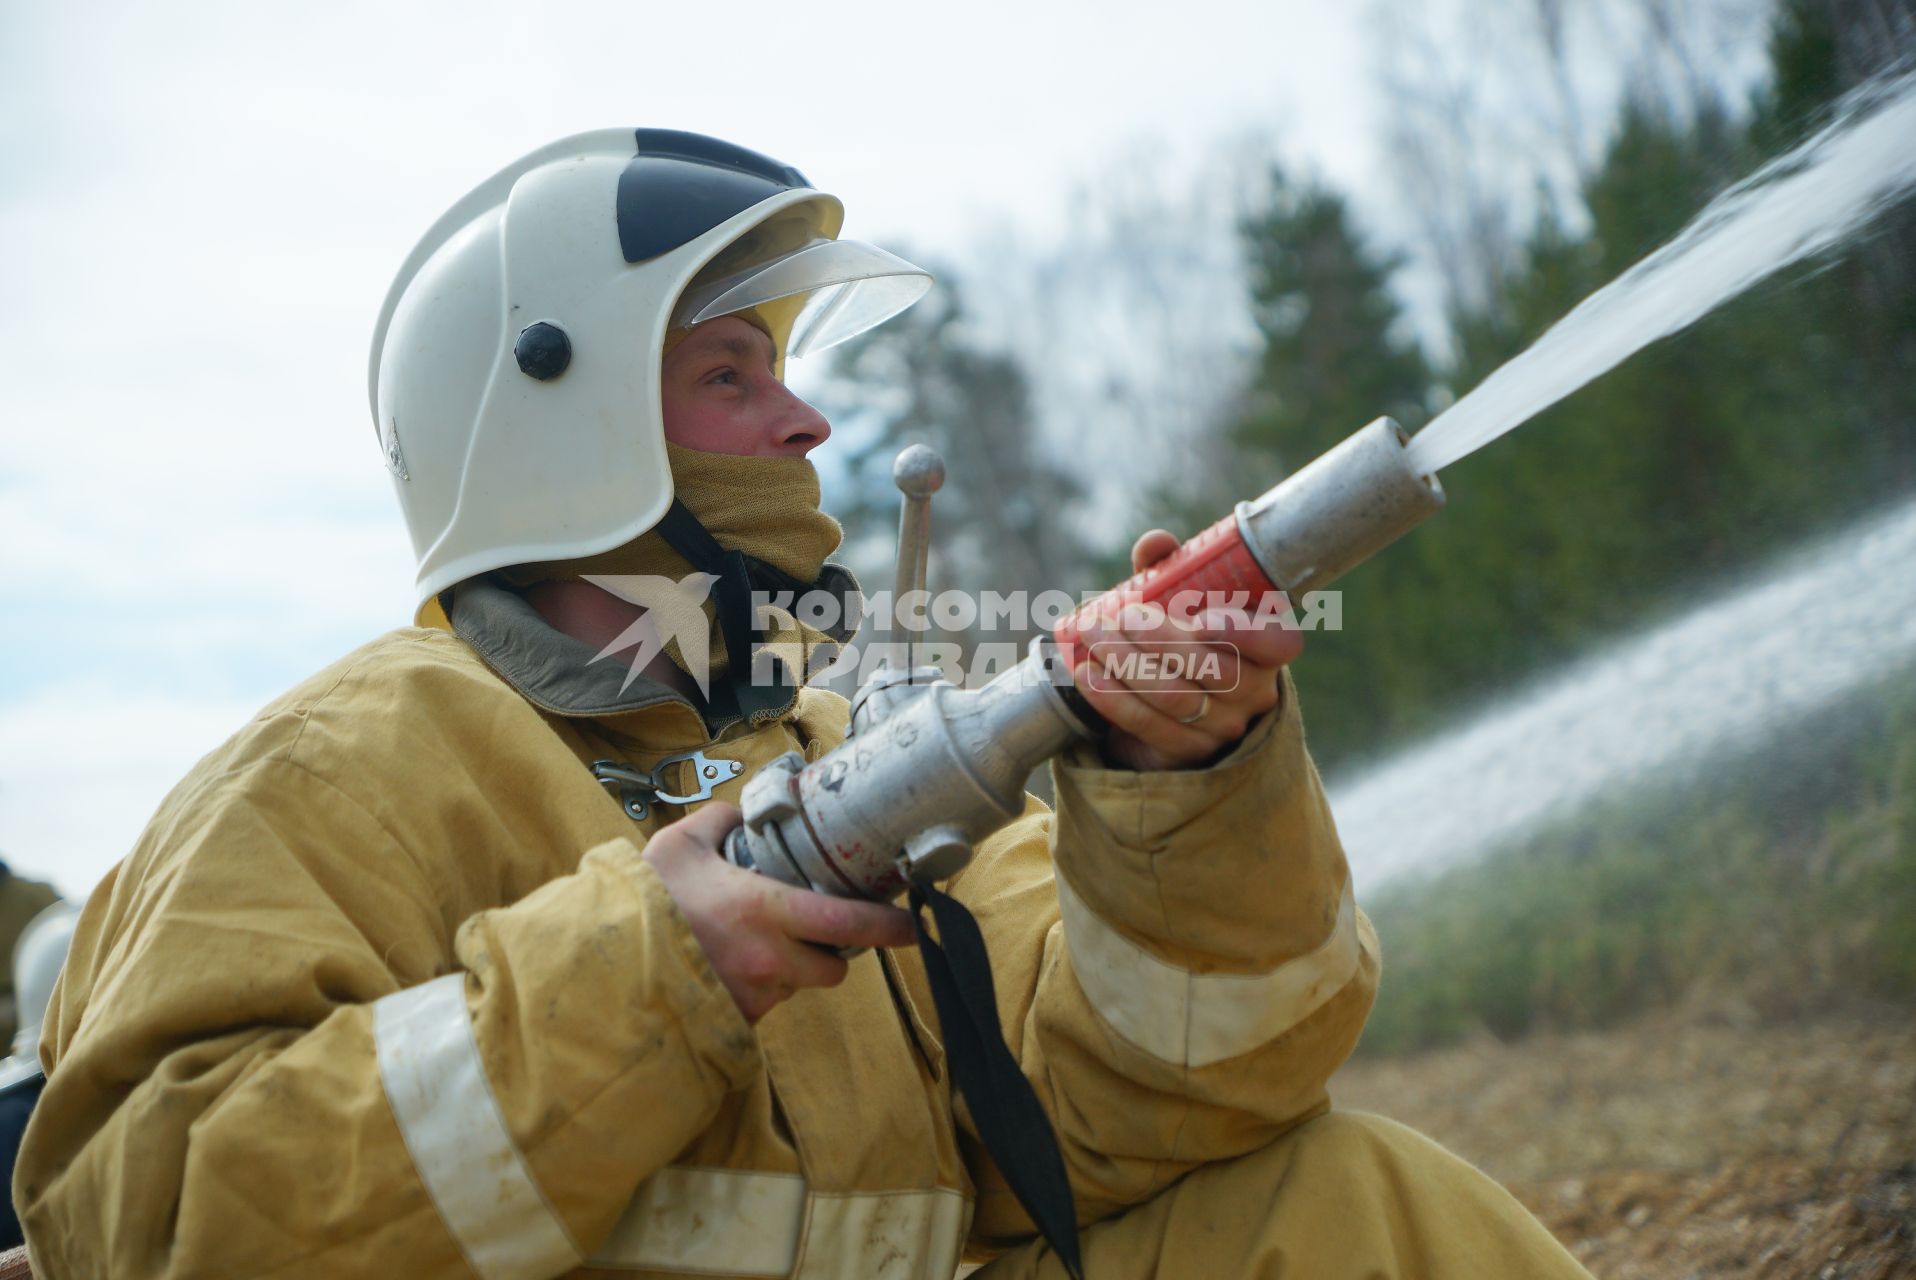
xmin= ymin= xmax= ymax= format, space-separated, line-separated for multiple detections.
xmin=650 ymin=498 xmax=790 ymax=722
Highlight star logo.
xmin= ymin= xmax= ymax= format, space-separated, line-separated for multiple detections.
xmin=580 ymin=572 xmax=723 ymax=697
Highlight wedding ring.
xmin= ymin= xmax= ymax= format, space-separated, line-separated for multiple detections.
xmin=1176 ymin=693 xmax=1210 ymax=725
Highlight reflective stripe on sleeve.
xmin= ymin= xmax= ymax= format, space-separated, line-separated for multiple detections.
xmin=1055 ymin=870 xmax=1361 ymax=1068
xmin=590 ymin=1170 xmax=969 ymax=1279
xmin=797 ymin=1187 xmax=970 ymax=1280
xmin=591 ymin=1167 xmax=807 ymax=1275
xmin=374 ymin=973 xmax=581 ymax=1280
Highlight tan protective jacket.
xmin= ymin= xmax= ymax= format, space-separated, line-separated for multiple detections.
xmin=18 ymin=581 xmax=1378 ymax=1279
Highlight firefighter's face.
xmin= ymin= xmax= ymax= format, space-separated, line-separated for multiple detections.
xmin=660 ymin=316 xmax=831 ymax=458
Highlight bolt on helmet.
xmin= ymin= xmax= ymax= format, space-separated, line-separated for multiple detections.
xmin=369 ymin=129 xmax=930 ymax=622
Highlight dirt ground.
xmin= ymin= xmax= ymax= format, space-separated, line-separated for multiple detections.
xmin=1331 ymin=1003 xmax=1916 ymax=1277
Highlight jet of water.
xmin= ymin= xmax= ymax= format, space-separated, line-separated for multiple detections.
xmin=1328 ymin=495 xmax=1916 ymax=885
xmin=1407 ymin=66 xmax=1916 ymax=475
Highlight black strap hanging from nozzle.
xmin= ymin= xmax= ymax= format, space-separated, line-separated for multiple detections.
xmin=661 ymin=496 xmax=1081 ymax=1271
xmin=909 ymin=878 xmax=1085 ymax=1280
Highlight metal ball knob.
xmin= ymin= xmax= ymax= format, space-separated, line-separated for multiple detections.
xmin=892 ymin=444 xmax=945 ymax=498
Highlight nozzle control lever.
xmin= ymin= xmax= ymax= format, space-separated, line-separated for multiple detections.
xmin=891 ymin=444 xmax=944 ymax=606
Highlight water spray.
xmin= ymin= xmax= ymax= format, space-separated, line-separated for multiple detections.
xmin=722 ymin=63 xmax=1916 ymax=901
xmin=1409 ymin=63 xmax=1916 ymax=474
xmin=707 ymin=63 xmax=1916 ymax=1278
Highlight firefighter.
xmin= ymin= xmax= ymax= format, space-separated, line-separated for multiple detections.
xmin=0 ymin=890 xmax=67 ymax=1251
xmin=16 ymin=131 xmax=1588 ymax=1278
xmin=0 ymin=865 xmax=58 ymax=1055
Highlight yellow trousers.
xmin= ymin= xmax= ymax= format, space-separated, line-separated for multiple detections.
xmin=977 ymin=1112 xmax=1592 ymax=1279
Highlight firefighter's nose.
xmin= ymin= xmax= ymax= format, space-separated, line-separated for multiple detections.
xmin=775 ymin=387 xmax=832 ymax=455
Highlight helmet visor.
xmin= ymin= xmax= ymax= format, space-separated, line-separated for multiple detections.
xmin=673 ymin=237 xmax=931 ymax=356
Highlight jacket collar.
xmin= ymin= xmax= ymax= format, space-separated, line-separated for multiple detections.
xmin=446 ymin=570 xmax=860 ymax=736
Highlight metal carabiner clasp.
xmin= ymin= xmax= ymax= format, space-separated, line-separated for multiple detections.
xmin=648 ymin=750 xmax=746 ymax=806
xmin=592 ymin=752 xmax=745 ymax=822
xmin=591 ymin=760 xmax=657 ymax=821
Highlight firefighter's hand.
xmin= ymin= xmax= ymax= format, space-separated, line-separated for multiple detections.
xmin=641 ymin=804 xmax=916 ymax=1023
xmin=1071 ymin=529 xmax=1304 ymax=772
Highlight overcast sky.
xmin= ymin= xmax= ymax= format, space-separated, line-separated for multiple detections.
xmin=0 ymin=0 xmax=1401 ymax=900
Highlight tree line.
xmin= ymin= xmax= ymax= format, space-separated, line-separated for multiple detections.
xmin=824 ymin=0 xmax=1915 ymax=773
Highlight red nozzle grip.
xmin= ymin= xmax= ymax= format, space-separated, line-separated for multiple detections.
xmin=1053 ymin=512 xmax=1280 ymax=669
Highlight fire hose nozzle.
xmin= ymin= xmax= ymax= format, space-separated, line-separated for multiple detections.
xmin=727 ymin=419 xmax=1446 ymax=906
xmin=1236 ymin=416 xmax=1445 ymax=595
xmin=1053 ymin=416 xmax=1445 ymax=669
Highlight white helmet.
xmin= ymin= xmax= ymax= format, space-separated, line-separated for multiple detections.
xmin=12 ymin=900 xmax=76 ymax=1063
xmin=370 ymin=129 xmax=929 ymax=622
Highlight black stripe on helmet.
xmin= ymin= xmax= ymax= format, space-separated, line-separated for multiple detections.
xmin=617 ymin=129 xmax=811 ymax=264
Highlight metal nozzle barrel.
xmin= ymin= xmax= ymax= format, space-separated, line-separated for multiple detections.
xmin=1236 ymin=416 xmax=1445 ymax=595
xmin=1054 ymin=416 xmax=1445 ymax=667
xmin=731 ymin=418 xmax=1447 ymax=906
